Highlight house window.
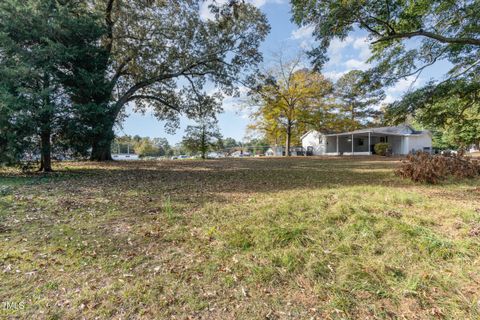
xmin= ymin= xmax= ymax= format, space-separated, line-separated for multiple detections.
xmin=380 ymin=136 xmax=389 ymax=143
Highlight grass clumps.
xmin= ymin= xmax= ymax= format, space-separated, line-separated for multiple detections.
xmin=209 ymin=184 xmax=480 ymax=317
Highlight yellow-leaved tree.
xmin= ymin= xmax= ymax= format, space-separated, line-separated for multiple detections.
xmin=248 ymin=55 xmax=339 ymax=155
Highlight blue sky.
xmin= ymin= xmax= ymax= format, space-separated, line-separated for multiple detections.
xmin=118 ymin=0 xmax=444 ymax=144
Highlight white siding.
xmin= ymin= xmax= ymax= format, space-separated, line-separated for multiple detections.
xmin=112 ymin=154 xmax=140 ymax=160
xmin=389 ymin=136 xmax=403 ymax=155
xmin=302 ymin=131 xmax=326 ymax=155
xmin=301 ymin=130 xmax=432 ymax=156
xmin=406 ymin=133 xmax=432 ymax=153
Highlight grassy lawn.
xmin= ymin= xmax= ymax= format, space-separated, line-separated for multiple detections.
xmin=1 ymin=157 xmax=480 ymax=319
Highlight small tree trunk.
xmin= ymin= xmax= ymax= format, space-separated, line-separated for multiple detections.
xmin=39 ymin=73 xmax=53 ymax=172
xmin=351 ymin=105 xmax=356 ymax=130
xmin=201 ymin=126 xmax=206 ymax=160
xmin=285 ymin=124 xmax=291 ymax=157
xmin=39 ymin=130 xmax=52 ymax=172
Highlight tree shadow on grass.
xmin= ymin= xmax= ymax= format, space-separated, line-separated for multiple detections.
xmin=0 ymin=157 xmax=437 ymax=207
xmin=3 ymin=157 xmax=478 ymax=234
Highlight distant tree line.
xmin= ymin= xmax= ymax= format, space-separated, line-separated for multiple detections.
xmin=113 ymin=134 xmax=270 ymax=159
xmin=113 ymin=136 xmax=172 ymax=158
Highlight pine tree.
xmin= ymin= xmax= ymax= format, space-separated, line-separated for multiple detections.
xmin=181 ymin=96 xmax=223 ymax=159
xmin=0 ymin=0 xmax=106 ymax=170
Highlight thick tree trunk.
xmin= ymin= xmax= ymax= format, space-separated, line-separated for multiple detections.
xmin=90 ymin=128 xmax=114 ymax=161
xmin=39 ymin=130 xmax=52 ymax=172
xmin=90 ymin=139 xmax=113 ymax=161
xmin=285 ymin=125 xmax=291 ymax=157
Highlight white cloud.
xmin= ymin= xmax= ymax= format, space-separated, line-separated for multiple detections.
xmin=329 ymin=36 xmax=355 ymax=52
xmin=376 ymin=76 xmax=424 ymax=107
xmin=324 ymin=36 xmax=355 ymax=67
xmin=323 ymin=70 xmax=348 ymax=81
xmin=291 ymin=25 xmax=314 ymax=40
xmin=311 ymin=35 xmax=374 ymax=75
xmin=382 ymin=94 xmax=397 ymax=105
xmin=344 ymin=58 xmax=370 ymax=71
xmin=352 ymin=37 xmax=371 ymax=60
xmin=290 ymin=25 xmax=317 ymax=49
xmin=386 ymin=76 xmax=422 ymax=94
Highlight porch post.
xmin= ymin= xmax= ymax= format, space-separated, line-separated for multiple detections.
xmin=368 ymin=132 xmax=371 ymax=155
xmin=351 ymin=134 xmax=354 ymax=155
xmin=336 ymin=136 xmax=339 ymax=155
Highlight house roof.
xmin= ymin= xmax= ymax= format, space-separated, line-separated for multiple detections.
xmin=300 ymin=130 xmax=316 ymax=140
xmin=323 ymin=125 xmax=430 ymax=137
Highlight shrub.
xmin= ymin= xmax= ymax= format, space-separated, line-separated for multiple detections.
xmin=396 ymin=151 xmax=480 ymax=184
xmin=374 ymin=143 xmax=390 ymax=156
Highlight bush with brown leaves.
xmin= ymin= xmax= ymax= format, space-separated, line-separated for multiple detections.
xmin=396 ymin=152 xmax=480 ymax=184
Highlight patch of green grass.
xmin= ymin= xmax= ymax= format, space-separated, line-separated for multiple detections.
xmin=163 ymin=196 xmax=183 ymax=224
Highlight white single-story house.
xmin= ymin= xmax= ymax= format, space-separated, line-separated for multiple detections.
xmin=266 ymin=146 xmax=306 ymax=156
xmin=301 ymin=125 xmax=432 ymax=156
xmin=231 ymin=150 xmax=252 ymax=157
xmin=266 ymin=146 xmax=284 ymax=156
xmin=112 ymin=153 xmax=140 ymax=160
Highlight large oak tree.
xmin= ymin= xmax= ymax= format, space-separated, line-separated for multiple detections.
xmin=88 ymin=0 xmax=270 ymax=160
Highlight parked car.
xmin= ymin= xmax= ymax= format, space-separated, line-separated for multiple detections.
xmin=231 ymin=151 xmax=252 ymax=158
xmin=440 ymin=149 xmax=458 ymax=155
xmin=207 ymin=152 xmax=226 ymax=159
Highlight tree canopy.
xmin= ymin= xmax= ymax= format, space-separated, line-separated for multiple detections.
xmin=181 ymin=95 xmax=223 ymax=159
xmin=291 ymin=0 xmax=480 ymax=82
xmin=335 ymin=70 xmax=385 ymax=130
xmin=248 ymin=56 xmax=335 ymax=155
xmin=387 ymin=78 xmax=480 ymax=148
xmin=0 ymin=0 xmax=107 ymax=170
xmin=291 ymin=0 xmax=480 ymax=148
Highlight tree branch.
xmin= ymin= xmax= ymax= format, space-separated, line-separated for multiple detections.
xmin=372 ymin=30 xmax=480 ymax=46
xmin=104 ymin=0 xmax=116 ymax=55
xmin=127 ymin=95 xmax=180 ymax=112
